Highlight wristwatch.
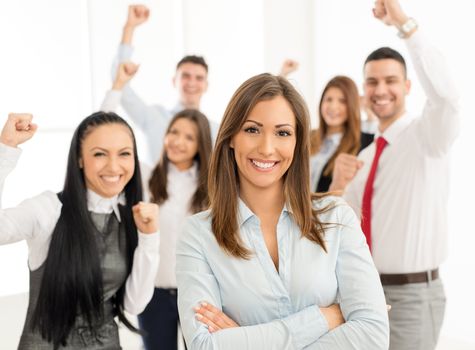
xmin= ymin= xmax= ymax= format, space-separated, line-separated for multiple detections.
xmin=397 ymin=18 xmax=418 ymax=38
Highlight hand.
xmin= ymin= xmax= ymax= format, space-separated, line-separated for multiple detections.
xmin=194 ymin=302 xmax=239 ymax=333
xmin=372 ymin=0 xmax=409 ymax=28
xmin=0 ymin=113 xmax=37 ymax=147
xmin=279 ymin=59 xmax=299 ymax=77
xmin=113 ymin=62 xmax=140 ymax=90
xmin=329 ymin=153 xmax=363 ymax=192
xmin=132 ymin=202 xmax=159 ymax=234
xmin=126 ymin=5 xmax=150 ymax=28
xmin=320 ymin=304 xmax=345 ymax=330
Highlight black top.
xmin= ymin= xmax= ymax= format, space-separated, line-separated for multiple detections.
xmin=315 ymin=132 xmax=374 ymax=193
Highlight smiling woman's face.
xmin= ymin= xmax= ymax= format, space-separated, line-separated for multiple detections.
xmin=80 ymin=123 xmax=135 ymax=198
xmin=230 ymin=96 xmax=296 ymax=194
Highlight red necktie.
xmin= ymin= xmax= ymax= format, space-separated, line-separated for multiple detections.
xmin=361 ymin=137 xmax=388 ymax=252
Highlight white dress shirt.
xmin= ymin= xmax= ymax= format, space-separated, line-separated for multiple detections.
xmin=344 ymin=30 xmax=460 ymax=274
xmin=176 ymin=197 xmax=389 ymax=349
xmin=153 ymin=162 xmax=198 ymax=288
xmin=0 ymin=142 xmax=160 ymax=315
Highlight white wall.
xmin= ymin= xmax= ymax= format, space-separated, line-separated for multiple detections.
xmin=1 ymin=0 xmax=474 ymax=347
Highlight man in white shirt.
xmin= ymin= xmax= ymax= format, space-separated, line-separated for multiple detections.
xmin=101 ymin=4 xmax=218 ymax=164
xmin=330 ymin=1 xmax=460 ymax=349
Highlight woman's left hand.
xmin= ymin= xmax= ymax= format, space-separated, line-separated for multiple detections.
xmin=132 ymin=201 xmax=159 ymax=234
xmin=194 ymin=302 xmax=239 ymax=333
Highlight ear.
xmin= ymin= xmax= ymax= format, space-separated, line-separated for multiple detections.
xmin=172 ymin=75 xmax=177 ymax=88
xmin=79 ymin=158 xmax=83 ymax=169
xmin=405 ymin=79 xmax=411 ymax=95
xmin=229 ymin=139 xmax=234 ymax=149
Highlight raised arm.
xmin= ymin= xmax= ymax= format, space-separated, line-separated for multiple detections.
xmin=279 ymin=59 xmax=299 ymax=78
xmin=374 ymin=0 xmax=460 ymax=156
xmin=176 ymin=218 xmax=348 ymax=350
xmin=0 ymin=114 xmax=61 ymax=256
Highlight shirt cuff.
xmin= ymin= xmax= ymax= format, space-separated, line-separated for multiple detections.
xmin=280 ymin=305 xmax=329 ymax=348
xmin=405 ymin=28 xmax=424 ymax=52
xmin=0 ymin=142 xmax=22 ymax=162
xmin=118 ymin=43 xmax=134 ymax=62
xmin=137 ymin=231 xmax=160 ymax=252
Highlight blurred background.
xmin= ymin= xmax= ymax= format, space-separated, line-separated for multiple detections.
xmin=1 ymin=0 xmax=474 ymax=348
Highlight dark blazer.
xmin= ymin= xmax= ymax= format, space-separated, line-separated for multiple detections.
xmin=315 ymin=132 xmax=374 ymax=192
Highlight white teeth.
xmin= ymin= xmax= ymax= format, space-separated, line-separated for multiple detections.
xmin=374 ymin=100 xmax=390 ymax=105
xmin=102 ymin=175 xmax=120 ymax=183
xmin=252 ymin=160 xmax=276 ymax=169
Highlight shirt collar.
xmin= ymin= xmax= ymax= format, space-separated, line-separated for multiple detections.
xmin=87 ymin=189 xmax=125 ymax=222
xmin=168 ymin=161 xmax=198 ymax=179
xmin=326 ymin=132 xmax=343 ymax=144
xmin=376 ymin=113 xmax=416 ymax=145
xmin=237 ymin=197 xmax=292 ymax=227
xmin=171 ymin=102 xmax=187 ymax=116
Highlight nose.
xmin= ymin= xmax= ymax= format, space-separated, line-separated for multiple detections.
xmin=107 ymin=156 xmax=121 ymax=172
xmin=374 ymin=81 xmax=388 ymax=96
xmin=257 ymin=133 xmax=274 ymax=157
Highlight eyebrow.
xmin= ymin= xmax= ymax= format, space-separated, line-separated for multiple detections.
xmin=89 ymin=146 xmax=133 ymax=152
xmin=245 ymin=119 xmax=295 ymax=129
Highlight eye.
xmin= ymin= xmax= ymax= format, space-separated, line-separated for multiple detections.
xmin=277 ymin=129 xmax=292 ymax=137
xmin=244 ymin=126 xmax=259 ymax=134
xmin=93 ymin=152 xmax=106 ymax=157
xmin=120 ymin=151 xmax=132 ymax=157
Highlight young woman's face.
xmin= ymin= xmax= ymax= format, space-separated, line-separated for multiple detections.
xmin=320 ymin=87 xmax=348 ymax=133
xmin=230 ymin=96 xmax=296 ymax=194
xmin=164 ymin=118 xmax=199 ymax=170
xmin=80 ymin=123 xmax=135 ymax=198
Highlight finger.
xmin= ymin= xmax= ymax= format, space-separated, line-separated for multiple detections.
xmin=199 ymin=302 xmax=235 ymax=326
xmin=195 ymin=313 xmax=221 ymax=332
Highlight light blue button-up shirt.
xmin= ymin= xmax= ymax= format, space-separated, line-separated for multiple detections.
xmin=176 ymin=196 xmax=389 ymax=349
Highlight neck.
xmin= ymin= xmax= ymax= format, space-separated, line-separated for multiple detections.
xmin=326 ymin=125 xmax=344 ymax=135
xmin=172 ymin=160 xmax=194 ymax=171
xmin=378 ymin=109 xmax=405 ymax=133
xmin=239 ymin=183 xmax=285 ymax=218
xmin=181 ymin=100 xmax=200 ymax=110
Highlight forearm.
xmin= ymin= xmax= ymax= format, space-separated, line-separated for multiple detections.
xmin=121 ymin=25 xmax=135 ymax=45
xmin=123 ymin=232 xmax=159 ymax=314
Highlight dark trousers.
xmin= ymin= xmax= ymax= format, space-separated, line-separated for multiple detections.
xmin=138 ymin=287 xmax=180 ymax=350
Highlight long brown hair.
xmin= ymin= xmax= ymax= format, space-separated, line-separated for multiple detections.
xmin=149 ymin=109 xmax=212 ymax=213
xmin=311 ymin=76 xmax=361 ymax=176
xmin=208 ymin=73 xmax=329 ymax=259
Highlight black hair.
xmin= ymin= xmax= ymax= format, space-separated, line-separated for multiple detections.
xmin=176 ymin=55 xmax=208 ymax=73
xmin=364 ymin=47 xmax=407 ymax=78
xmin=31 ymin=111 xmax=142 ymax=348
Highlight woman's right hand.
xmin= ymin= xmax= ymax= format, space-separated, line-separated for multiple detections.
xmin=0 ymin=113 xmax=37 ymax=147
xmin=320 ymin=303 xmax=345 ymax=330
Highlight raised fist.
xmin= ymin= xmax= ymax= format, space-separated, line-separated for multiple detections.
xmin=0 ymin=113 xmax=37 ymax=147
xmin=132 ymin=201 xmax=159 ymax=234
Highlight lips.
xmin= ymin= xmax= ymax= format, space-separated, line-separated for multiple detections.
xmin=250 ymin=159 xmax=278 ymax=170
xmin=101 ymin=175 xmax=121 ymax=184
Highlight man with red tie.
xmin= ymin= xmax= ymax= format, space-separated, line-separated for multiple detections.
xmin=330 ymin=0 xmax=460 ymax=349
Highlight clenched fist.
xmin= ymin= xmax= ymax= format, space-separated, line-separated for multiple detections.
xmin=0 ymin=113 xmax=38 ymax=147
xmin=113 ymin=62 xmax=140 ymax=90
xmin=132 ymin=201 xmax=159 ymax=234
xmin=126 ymin=5 xmax=150 ymax=28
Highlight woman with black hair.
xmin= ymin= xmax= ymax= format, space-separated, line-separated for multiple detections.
xmin=0 ymin=112 xmax=159 ymax=349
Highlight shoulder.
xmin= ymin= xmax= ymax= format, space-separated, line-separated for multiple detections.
xmin=22 ymin=190 xmax=62 ymax=225
xmin=178 ymin=209 xmax=213 ymax=246
xmin=312 ymin=195 xmax=358 ymax=226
